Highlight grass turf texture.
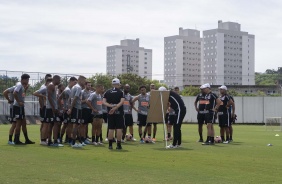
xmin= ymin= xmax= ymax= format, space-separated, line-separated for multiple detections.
xmin=0 ymin=124 xmax=281 ymax=184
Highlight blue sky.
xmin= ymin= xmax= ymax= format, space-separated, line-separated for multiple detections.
xmin=0 ymin=0 xmax=281 ymax=79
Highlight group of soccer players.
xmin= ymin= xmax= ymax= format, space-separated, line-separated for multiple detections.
xmin=3 ymin=73 xmax=235 ymax=149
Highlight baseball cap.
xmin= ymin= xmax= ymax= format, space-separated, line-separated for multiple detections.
xmin=158 ymin=86 xmax=167 ymax=91
xmin=112 ymin=78 xmax=121 ymax=85
xmin=219 ymin=85 xmax=228 ymax=90
xmin=200 ymin=83 xmax=210 ymax=89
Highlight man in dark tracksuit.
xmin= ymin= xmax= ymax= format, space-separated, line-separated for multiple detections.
xmin=159 ymin=87 xmax=186 ymax=149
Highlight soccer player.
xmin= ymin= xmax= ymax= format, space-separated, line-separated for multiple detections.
xmin=228 ymin=95 xmax=236 ymax=142
xmin=218 ymin=85 xmax=235 ymax=143
xmin=132 ymin=85 xmax=151 ymax=143
xmin=199 ymin=84 xmax=221 ymax=145
xmin=122 ymin=84 xmax=136 ymax=142
xmin=45 ymin=75 xmax=62 ymax=146
xmin=86 ymin=84 xmax=104 ymax=145
xmin=3 ymin=84 xmax=18 ymax=144
xmin=57 ymin=83 xmax=65 ymax=143
xmin=68 ymin=75 xmax=86 ymax=148
xmin=33 ymin=77 xmax=52 ymax=145
xmin=158 ymin=87 xmax=186 ymax=149
xmin=81 ymin=81 xmax=92 ymax=144
xmin=57 ymin=77 xmax=77 ymax=144
xmin=103 ymin=78 xmax=125 ymax=150
xmin=13 ymin=74 xmax=34 ymax=144
xmin=148 ymin=83 xmax=158 ymax=141
xmin=102 ymin=93 xmax=108 ymax=142
xmin=194 ymin=91 xmax=207 ymax=142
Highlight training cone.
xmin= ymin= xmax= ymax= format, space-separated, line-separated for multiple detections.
xmin=275 ymin=134 xmax=279 ymax=137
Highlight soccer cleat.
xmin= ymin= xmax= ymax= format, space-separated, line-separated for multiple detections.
xmin=131 ymin=137 xmax=136 ymax=141
xmin=152 ymin=138 xmax=156 ymax=142
xmin=8 ymin=141 xmax=15 ymax=145
xmin=15 ymin=141 xmax=26 ymax=145
xmin=53 ymin=143 xmax=64 ymax=147
xmin=223 ymin=141 xmax=229 ymax=144
xmin=202 ymin=141 xmax=210 ymax=145
xmin=166 ymin=144 xmax=177 ymax=149
xmin=84 ymin=139 xmax=91 ymax=144
xmin=92 ymin=142 xmax=98 ymax=146
xmin=176 ymin=144 xmax=182 ymax=148
xmin=97 ymin=142 xmax=103 ymax=145
xmin=108 ymin=145 xmax=113 ymax=150
xmin=229 ymin=139 xmax=233 ymax=142
xmin=40 ymin=141 xmax=48 ymax=146
xmin=25 ymin=140 xmax=35 ymax=144
xmin=116 ymin=145 xmax=122 ymax=150
xmin=105 ymin=138 xmax=108 ymax=142
xmin=78 ymin=143 xmax=84 ymax=147
xmin=198 ymin=139 xmax=204 ymax=142
xmin=72 ymin=143 xmax=82 ymax=148
xmin=57 ymin=139 xmax=61 ymax=144
xmin=140 ymin=139 xmax=145 ymax=144
xmin=121 ymin=139 xmax=125 ymax=143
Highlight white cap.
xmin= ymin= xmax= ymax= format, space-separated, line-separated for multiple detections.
xmin=112 ymin=78 xmax=121 ymax=85
xmin=219 ymin=85 xmax=227 ymax=90
xmin=200 ymin=83 xmax=210 ymax=89
xmin=158 ymin=86 xmax=167 ymax=91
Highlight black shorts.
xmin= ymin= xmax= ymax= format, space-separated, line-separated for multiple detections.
xmin=124 ymin=114 xmax=134 ymax=126
xmin=108 ymin=114 xmax=125 ymax=129
xmin=8 ymin=107 xmax=16 ymax=123
xmin=103 ymin=113 xmax=108 ymax=123
xmin=137 ymin=114 xmax=151 ymax=126
xmin=81 ymin=108 xmax=92 ymax=124
xmin=168 ymin=115 xmax=176 ymax=125
xmin=62 ymin=112 xmax=70 ymax=124
xmin=70 ymin=107 xmax=82 ymax=124
xmin=197 ymin=113 xmax=206 ymax=124
xmin=44 ymin=108 xmax=58 ymax=123
xmin=40 ymin=106 xmax=46 ymax=122
xmin=13 ymin=106 xmax=25 ymax=120
xmin=218 ymin=113 xmax=230 ymax=127
xmin=204 ymin=112 xmax=216 ymax=124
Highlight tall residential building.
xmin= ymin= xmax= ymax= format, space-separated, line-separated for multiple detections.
xmin=106 ymin=38 xmax=152 ymax=79
xmin=202 ymin=20 xmax=255 ymax=85
xmin=164 ymin=28 xmax=202 ymax=88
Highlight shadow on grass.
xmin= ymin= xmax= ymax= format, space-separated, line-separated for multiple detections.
xmin=152 ymin=147 xmax=193 ymax=151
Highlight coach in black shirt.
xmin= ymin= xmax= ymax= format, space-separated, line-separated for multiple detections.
xmin=159 ymin=87 xmax=186 ymax=149
xmin=103 ymin=78 xmax=125 ymax=150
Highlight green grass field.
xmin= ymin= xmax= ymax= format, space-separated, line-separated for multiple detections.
xmin=0 ymin=124 xmax=281 ymax=184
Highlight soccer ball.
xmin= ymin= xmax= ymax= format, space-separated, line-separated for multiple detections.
xmin=125 ymin=134 xmax=132 ymax=141
xmin=214 ymin=136 xmax=222 ymax=143
xmin=144 ymin=137 xmax=152 ymax=143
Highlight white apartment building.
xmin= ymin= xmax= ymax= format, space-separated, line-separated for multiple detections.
xmin=107 ymin=39 xmax=152 ymax=79
xmin=202 ymin=20 xmax=255 ymax=85
xmin=164 ymin=28 xmax=202 ymax=88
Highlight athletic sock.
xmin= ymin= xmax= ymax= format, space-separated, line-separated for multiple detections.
xmin=9 ymin=135 xmax=12 ymax=142
xmin=206 ymin=136 xmax=210 ymax=142
xmin=230 ymin=135 xmax=233 ymax=140
xmin=211 ymin=137 xmax=214 ymax=143
xmin=131 ymin=134 xmax=134 ymax=138
xmin=23 ymin=132 xmax=29 ymax=141
xmin=221 ymin=136 xmax=225 ymax=142
xmin=226 ymin=136 xmax=229 ymax=141
xmin=54 ymin=139 xmax=58 ymax=144
xmin=92 ymin=136 xmax=95 ymax=143
xmin=153 ymin=133 xmax=156 ymax=139
xmin=100 ymin=133 xmax=103 ymax=141
xmin=168 ymin=133 xmax=171 ymax=138
xmin=72 ymin=139 xmax=76 ymax=145
xmin=199 ymin=133 xmax=203 ymax=140
xmin=109 ymin=140 xmax=113 ymax=147
xmin=139 ymin=133 xmax=142 ymax=138
xmin=117 ymin=141 xmax=121 ymax=147
xmin=95 ymin=136 xmax=99 ymax=143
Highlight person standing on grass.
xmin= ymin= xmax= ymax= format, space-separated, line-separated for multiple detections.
xmin=132 ymin=85 xmax=151 ymax=143
xmin=228 ymin=95 xmax=236 ymax=142
xmin=194 ymin=91 xmax=207 ymax=142
xmin=13 ymin=74 xmax=35 ymax=145
xmin=158 ymin=87 xmax=186 ymax=149
xmin=86 ymin=84 xmax=105 ymax=145
xmin=103 ymin=78 xmax=125 ymax=150
xmin=200 ymin=84 xmax=221 ymax=145
xmin=68 ymin=75 xmax=86 ymax=148
xmin=57 ymin=77 xmax=77 ymax=144
xmin=81 ymin=81 xmax=92 ymax=144
xmin=218 ymin=85 xmax=235 ymax=144
xmin=122 ymin=84 xmax=136 ymax=142
xmin=45 ymin=75 xmax=62 ymax=146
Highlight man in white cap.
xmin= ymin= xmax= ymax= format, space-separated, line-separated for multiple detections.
xmin=199 ymin=83 xmax=221 ymax=145
xmin=103 ymin=78 xmax=125 ymax=150
xmin=218 ymin=85 xmax=235 ymax=143
xmin=158 ymin=86 xmax=186 ymax=148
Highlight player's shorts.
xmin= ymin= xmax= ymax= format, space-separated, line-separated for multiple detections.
xmin=45 ymin=108 xmax=58 ymax=123
xmin=218 ymin=112 xmax=230 ymax=127
xmin=40 ymin=106 xmax=46 ymax=122
xmin=62 ymin=111 xmax=70 ymax=124
xmin=168 ymin=114 xmax=177 ymax=125
xmin=70 ymin=107 xmax=82 ymax=124
xmin=81 ymin=108 xmax=92 ymax=124
xmin=8 ymin=107 xmax=16 ymax=123
xmin=93 ymin=114 xmax=103 ymax=119
xmin=13 ymin=106 xmax=25 ymax=120
xmin=103 ymin=113 xmax=108 ymax=123
xmin=124 ymin=114 xmax=134 ymax=126
xmin=137 ymin=113 xmax=151 ymax=126
xmin=107 ymin=114 xmax=125 ymax=129
xmin=204 ymin=112 xmax=216 ymax=124
xmin=197 ymin=113 xmax=206 ymax=124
